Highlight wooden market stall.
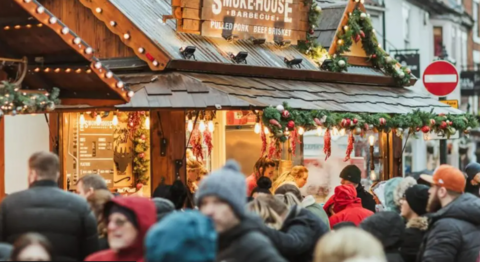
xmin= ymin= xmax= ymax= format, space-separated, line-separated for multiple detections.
xmin=1 ymin=0 xmax=475 ymax=199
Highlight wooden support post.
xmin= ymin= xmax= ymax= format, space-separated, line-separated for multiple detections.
xmin=392 ymin=130 xmax=403 ymax=178
xmin=150 ymin=110 xmax=186 ymax=191
xmin=0 ymin=117 xmax=5 ymax=200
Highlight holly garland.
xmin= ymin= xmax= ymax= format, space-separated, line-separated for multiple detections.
xmin=129 ymin=112 xmax=150 ymax=186
xmin=262 ymin=102 xmax=479 ymax=159
xmin=327 ymin=7 xmax=411 ymax=86
xmin=0 ymin=81 xmax=60 ymax=116
xmin=296 ymin=0 xmax=325 ymax=60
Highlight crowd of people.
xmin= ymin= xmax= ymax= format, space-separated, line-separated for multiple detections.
xmin=0 ymin=151 xmax=479 ymax=262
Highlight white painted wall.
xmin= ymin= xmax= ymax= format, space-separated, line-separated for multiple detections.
xmin=4 ymin=115 xmax=49 ymax=194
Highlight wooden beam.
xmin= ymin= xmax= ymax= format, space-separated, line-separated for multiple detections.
xmin=12 ymin=0 xmax=130 ymax=102
xmin=60 ymin=98 xmax=126 ymax=106
xmin=78 ymin=0 xmax=172 ymax=70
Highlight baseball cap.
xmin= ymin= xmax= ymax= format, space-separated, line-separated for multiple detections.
xmin=420 ymin=165 xmax=466 ymax=193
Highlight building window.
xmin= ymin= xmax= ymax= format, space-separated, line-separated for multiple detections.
xmin=403 ymin=4 xmax=410 ymax=47
xmin=451 ymin=27 xmax=456 ymax=60
xmin=474 ymin=1 xmax=480 ymax=43
xmin=434 ymin=26 xmax=443 ymax=57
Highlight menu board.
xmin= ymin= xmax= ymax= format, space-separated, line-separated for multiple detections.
xmin=65 ymin=113 xmax=133 ymax=190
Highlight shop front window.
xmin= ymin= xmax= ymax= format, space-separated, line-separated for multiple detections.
xmin=63 ymin=111 xmax=151 ymax=196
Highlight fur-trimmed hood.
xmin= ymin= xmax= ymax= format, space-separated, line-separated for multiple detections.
xmin=406 ymin=216 xmax=428 ymax=231
xmin=393 ymin=177 xmax=417 ymax=207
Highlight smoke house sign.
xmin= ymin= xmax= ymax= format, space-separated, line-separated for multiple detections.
xmin=200 ymin=0 xmax=308 ymax=43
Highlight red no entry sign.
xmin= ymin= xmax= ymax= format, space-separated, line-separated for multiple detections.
xmin=423 ymin=61 xmax=458 ymax=97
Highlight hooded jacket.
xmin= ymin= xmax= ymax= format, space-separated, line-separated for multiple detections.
xmin=400 ymin=216 xmax=428 ymax=262
xmin=384 ymin=178 xmax=402 ymax=213
xmin=324 ymin=184 xmax=376 ymax=214
xmin=217 ymin=215 xmax=287 ymax=262
xmin=326 ymin=185 xmax=374 ymax=228
xmin=302 ymin=195 xmax=330 ymax=229
xmin=85 ymin=197 xmax=156 ymax=262
xmin=360 ymin=212 xmax=405 ymax=262
xmin=417 ymin=193 xmax=480 ymax=262
xmin=261 ymin=206 xmax=328 ymax=262
xmin=465 ymin=163 xmax=480 ymax=197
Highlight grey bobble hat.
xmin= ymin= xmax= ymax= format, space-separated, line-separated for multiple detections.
xmin=195 ymin=160 xmax=247 ymax=218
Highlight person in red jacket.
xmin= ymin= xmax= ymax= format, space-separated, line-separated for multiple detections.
xmin=324 ymin=184 xmax=374 ymax=229
xmin=85 ymin=197 xmax=156 ymax=262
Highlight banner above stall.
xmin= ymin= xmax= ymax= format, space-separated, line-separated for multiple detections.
xmin=173 ymin=0 xmax=308 ymax=44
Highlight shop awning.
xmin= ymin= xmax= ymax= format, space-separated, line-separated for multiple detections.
xmin=110 ymin=72 xmax=460 ymax=114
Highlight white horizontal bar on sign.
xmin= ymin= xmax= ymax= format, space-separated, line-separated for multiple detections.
xmin=424 ymin=74 xmax=457 ymax=83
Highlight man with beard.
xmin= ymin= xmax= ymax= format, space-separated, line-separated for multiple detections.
xmin=464 ymin=162 xmax=480 ymax=197
xmin=418 ymin=165 xmax=480 ymax=262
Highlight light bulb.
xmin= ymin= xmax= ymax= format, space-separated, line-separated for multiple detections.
xmin=208 ymin=120 xmax=214 ymax=132
xmin=96 ymin=114 xmax=102 ymax=125
xmin=317 ymin=126 xmax=323 ymax=136
xmin=79 ymin=113 xmax=86 ymax=126
xmin=264 ymin=127 xmax=270 ymax=135
xmin=187 ymin=120 xmax=193 ymax=132
xmin=370 ymin=170 xmax=377 ymax=181
xmin=110 ymin=21 xmax=117 ymax=27
xmin=254 ymin=123 xmax=261 ymax=134
xmin=61 ymin=27 xmax=69 ymax=35
xmin=95 ymin=7 xmax=102 ymax=13
xmin=369 ymin=135 xmax=375 ymax=146
xmin=298 ymin=127 xmax=305 ymax=135
xmin=153 ymin=60 xmax=159 ymax=66
xmin=124 ymin=33 xmax=130 ymax=39
xmin=85 ymin=47 xmax=93 ymax=54
xmin=112 ymin=114 xmax=118 ymax=126
xmin=199 ymin=120 xmax=206 ymax=132
xmin=95 ymin=62 xmax=102 ymax=69
xmin=332 ymin=127 xmax=339 ymax=136
xmin=116 ymin=81 xmax=124 ymax=88
xmin=106 ymin=71 xmax=113 ymax=78
xmin=138 ymin=47 xmax=145 ymax=53
xmin=73 ymin=37 xmax=81 ymax=45
xmin=49 ymin=17 xmax=57 ymax=24
xmin=36 ymin=6 xmax=45 ymax=14
xmin=423 ymin=133 xmax=431 ymax=141
xmin=145 ymin=116 xmax=150 ymax=130
xmin=340 ymin=128 xmax=346 ymax=136
xmin=127 ymin=90 xmax=134 ymax=97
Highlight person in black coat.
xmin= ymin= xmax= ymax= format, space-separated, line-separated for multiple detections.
xmin=255 ymin=194 xmax=329 ymax=262
xmin=464 ymin=162 xmax=480 ymax=197
xmin=339 ymin=165 xmax=376 ymax=213
xmin=360 ymin=212 xmax=405 ymax=262
xmin=418 ymin=167 xmax=480 ymax=262
xmin=399 ymin=185 xmax=429 ymax=262
xmin=0 ymin=152 xmax=98 ymax=261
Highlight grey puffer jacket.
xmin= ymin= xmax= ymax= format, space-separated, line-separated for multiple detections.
xmin=417 ymin=193 xmax=480 ymax=262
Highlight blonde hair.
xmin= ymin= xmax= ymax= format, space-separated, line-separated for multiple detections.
xmin=314 ymin=228 xmax=386 ymax=262
xmin=275 ymin=192 xmax=301 ymax=208
xmin=87 ymin=189 xmax=113 ymax=238
xmin=272 ymin=165 xmax=308 ymax=192
xmin=248 ymin=198 xmax=284 ymax=230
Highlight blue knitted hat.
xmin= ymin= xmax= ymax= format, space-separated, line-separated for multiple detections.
xmin=145 ymin=210 xmax=217 ymax=262
xmin=195 ymin=160 xmax=247 ymax=218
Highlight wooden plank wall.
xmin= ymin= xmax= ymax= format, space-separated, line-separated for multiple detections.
xmin=40 ymin=0 xmax=135 ymax=59
xmin=150 ymin=110 xmax=187 ymax=191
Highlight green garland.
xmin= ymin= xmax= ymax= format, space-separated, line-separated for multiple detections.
xmin=0 ymin=81 xmax=60 ymax=115
xmin=296 ymin=0 xmax=325 ymax=60
xmin=327 ymin=7 xmax=411 ymax=86
xmin=262 ymin=102 xmax=479 ymax=142
xmin=131 ymin=113 xmax=150 ymax=185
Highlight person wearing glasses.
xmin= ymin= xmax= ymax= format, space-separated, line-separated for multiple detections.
xmin=85 ymin=197 xmax=156 ymax=262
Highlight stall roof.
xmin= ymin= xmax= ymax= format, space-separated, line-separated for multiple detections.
xmin=0 ymin=0 xmax=130 ymax=103
xmin=98 ymin=72 xmax=458 ymax=114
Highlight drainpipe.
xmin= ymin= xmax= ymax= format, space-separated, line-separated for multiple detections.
xmin=382 ymin=0 xmax=386 ymax=49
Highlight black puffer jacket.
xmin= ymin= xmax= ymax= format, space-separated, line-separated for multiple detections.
xmin=400 ymin=217 xmax=428 ymax=262
xmin=465 ymin=163 xmax=480 ymax=197
xmin=0 ymin=180 xmax=99 ymax=261
xmin=357 ymin=184 xmax=376 ymax=213
xmin=217 ymin=215 xmax=287 ymax=262
xmin=360 ymin=211 xmax=405 ymax=262
xmin=261 ymin=206 xmax=329 ymax=262
xmin=417 ymin=193 xmax=480 ymax=262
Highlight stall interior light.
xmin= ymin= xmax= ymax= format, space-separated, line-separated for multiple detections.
xmin=112 ymin=113 xmax=119 ymax=126
xmin=145 ymin=116 xmax=150 ymax=130
xmin=187 ymin=119 xmax=194 ymax=132
xmin=369 ymin=135 xmax=375 ymax=146
xmin=207 ymin=120 xmax=214 ymax=132
xmin=264 ymin=126 xmax=270 ymax=135
xmin=298 ymin=127 xmax=305 ymax=135
xmin=317 ymin=126 xmax=324 ymax=136
xmin=199 ymin=120 xmax=206 ymax=133
xmin=96 ymin=114 xmax=102 ymax=125
xmin=79 ymin=113 xmax=86 ymax=126
xmin=254 ymin=123 xmax=261 ymax=134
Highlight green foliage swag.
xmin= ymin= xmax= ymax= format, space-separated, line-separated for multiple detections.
xmin=296 ymin=0 xmax=325 ymax=60
xmin=131 ymin=113 xmax=150 ymax=185
xmin=0 ymin=81 xmax=60 ymax=115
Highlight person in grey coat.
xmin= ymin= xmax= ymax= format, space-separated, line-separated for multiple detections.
xmin=0 ymin=152 xmax=99 ymax=261
xmin=196 ymin=160 xmax=287 ymax=262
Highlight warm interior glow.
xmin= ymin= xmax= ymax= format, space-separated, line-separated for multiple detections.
xmin=96 ymin=114 xmax=102 ymax=125
xmin=79 ymin=113 xmax=85 ymax=126
xmin=264 ymin=127 xmax=270 ymax=135
xmin=187 ymin=120 xmax=194 ymax=132
xmin=370 ymin=170 xmax=377 ymax=180
xmin=199 ymin=120 xmax=206 ymax=132
xmin=145 ymin=116 xmax=150 ymax=130
xmin=369 ymin=135 xmax=375 ymax=146
xmin=207 ymin=120 xmax=214 ymax=132
xmin=112 ymin=114 xmax=118 ymax=126
xmin=254 ymin=123 xmax=261 ymax=134
xmin=298 ymin=127 xmax=305 ymax=135
xmin=317 ymin=126 xmax=323 ymax=136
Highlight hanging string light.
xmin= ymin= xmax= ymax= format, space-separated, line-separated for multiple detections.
xmin=254 ymin=123 xmax=261 ymax=134
xmin=298 ymin=127 xmax=305 ymax=135
xmin=208 ymin=120 xmax=214 ymax=132
xmin=112 ymin=112 xmax=118 ymax=126
xmin=96 ymin=114 xmax=102 ymax=125
xmin=79 ymin=113 xmax=86 ymax=126
xmin=187 ymin=119 xmax=194 ymax=132
xmin=199 ymin=119 xmax=206 ymax=132
xmin=264 ymin=126 xmax=270 ymax=135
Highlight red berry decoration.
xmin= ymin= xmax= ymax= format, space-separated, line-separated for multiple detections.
xmin=440 ymin=121 xmax=447 ymax=129
xmin=430 ymin=119 xmax=436 ymax=126
xmin=421 ymin=126 xmax=430 ymax=133
xmin=372 ymin=54 xmax=377 ymax=59
xmin=281 ymin=110 xmax=290 ymax=119
xmin=287 ymin=120 xmax=295 ymax=129
xmin=379 ymin=118 xmax=386 ymax=125
xmin=138 ymin=152 xmax=145 ymax=158
xmin=447 ymin=121 xmax=453 ymax=126
xmin=136 ymin=183 xmax=143 ymax=190
xmin=416 ymin=127 xmax=420 ymax=132
xmin=364 ymin=123 xmax=370 ymax=130
xmin=141 ymin=134 xmax=146 ymax=140
xmin=353 ymin=118 xmax=358 ymax=124
xmin=355 ymin=34 xmax=361 ymax=43
xmin=309 ymin=29 xmax=315 ymax=35
xmin=341 ymin=119 xmax=347 ymax=127
xmin=345 ymin=119 xmax=351 ymax=126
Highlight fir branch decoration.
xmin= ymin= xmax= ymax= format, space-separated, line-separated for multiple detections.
xmin=296 ymin=0 xmax=327 ymax=61
xmin=129 ymin=112 xmax=150 ymax=185
xmin=261 ymin=102 xmax=479 ymax=146
xmin=0 ymin=81 xmax=60 ymax=116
